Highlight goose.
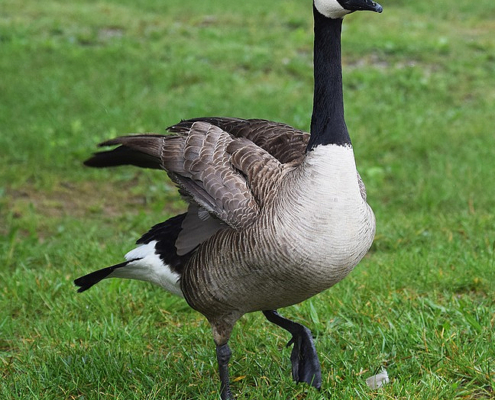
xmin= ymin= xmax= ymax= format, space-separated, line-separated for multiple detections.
xmin=74 ymin=0 xmax=382 ymax=398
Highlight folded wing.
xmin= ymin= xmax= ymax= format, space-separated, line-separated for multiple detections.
xmin=85 ymin=120 xmax=309 ymax=232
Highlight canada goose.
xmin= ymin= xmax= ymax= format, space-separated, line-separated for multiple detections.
xmin=74 ymin=0 xmax=382 ymax=398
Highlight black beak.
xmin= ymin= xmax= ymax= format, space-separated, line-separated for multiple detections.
xmin=341 ymin=0 xmax=383 ymax=13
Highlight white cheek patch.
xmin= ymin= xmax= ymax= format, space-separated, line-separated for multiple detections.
xmin=314 ymin=0 xmax=350 ymax=19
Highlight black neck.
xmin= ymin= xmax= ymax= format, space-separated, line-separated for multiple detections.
xmin=307 ymin=7 xmax=350 ymax=151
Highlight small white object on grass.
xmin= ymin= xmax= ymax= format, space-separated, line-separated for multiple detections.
xmin=366 ymin=369 xmax=389 ymax=389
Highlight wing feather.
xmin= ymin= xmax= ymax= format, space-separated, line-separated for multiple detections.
xmin=168 ymin=118 xmax=310 ymax=164
xmin=85 ymin=118 xmax=312 ymax=233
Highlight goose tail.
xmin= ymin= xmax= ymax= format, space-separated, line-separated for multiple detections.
xmin=74 ymin=261 xmax=130 ymax=292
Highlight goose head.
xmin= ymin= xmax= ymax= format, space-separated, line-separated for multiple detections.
xmin=314 ymin=0 xmax=383 ymax=19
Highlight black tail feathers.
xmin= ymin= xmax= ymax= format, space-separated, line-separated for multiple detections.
xmin=74 ymin=261 xmax=129 ymax=292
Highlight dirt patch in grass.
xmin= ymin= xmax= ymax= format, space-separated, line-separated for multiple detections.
xmin=3 ymin=178 xmax=185 ymax=223
xmin=7 ymin=181 xmax=143 ymax=220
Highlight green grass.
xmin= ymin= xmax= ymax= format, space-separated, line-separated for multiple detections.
xmin=1 ymin=0 xmax=494 ymax=398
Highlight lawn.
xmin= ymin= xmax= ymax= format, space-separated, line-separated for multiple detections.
xmin=1 ymin=0 xmax=494 ymax=398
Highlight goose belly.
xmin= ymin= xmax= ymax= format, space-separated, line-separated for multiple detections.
xmin=182 ymin=168 xmax=375 ymax=314
xmin=241 ymin=207 xmax=374 ymax=311
xmin=181 ymin=145 xmax=376 ymax=314
xmin=182 ymin=207 xmax=374 ymax=316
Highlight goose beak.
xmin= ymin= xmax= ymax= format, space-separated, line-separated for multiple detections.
xmin=341 ymin=0 xmax=383 ymax=13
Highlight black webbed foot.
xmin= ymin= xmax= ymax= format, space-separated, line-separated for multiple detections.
xmin=263 ymin=310 xmax=322 ymax=389
xmin=286 ymin=323 xmax=322 ymax=388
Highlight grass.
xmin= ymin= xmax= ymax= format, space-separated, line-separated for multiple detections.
xmin=1 ymin=0 xmax=494 ymax=398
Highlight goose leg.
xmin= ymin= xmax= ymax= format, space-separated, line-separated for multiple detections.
xmin=210 ymin=318 xmax=238 ymax=400
xmin=263 ymin=310 xmax=322 ymax=389
xmin=216 ymin=343 xmax=233 ymax=400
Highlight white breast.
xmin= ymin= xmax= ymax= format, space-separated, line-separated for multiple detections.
xmin=277 ymin=144 xmax=375 ymax=284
